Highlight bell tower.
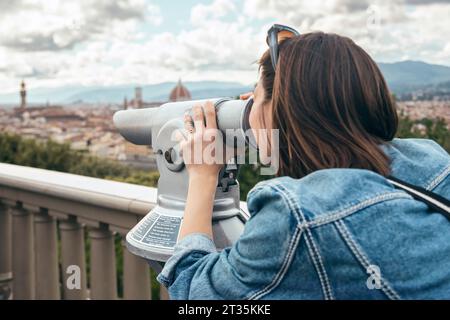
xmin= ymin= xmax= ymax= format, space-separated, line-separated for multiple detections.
xmin=20 ymin=80 xmax=27 ymax=109
xmin=134 ymin=87 xmax=143 ymax=108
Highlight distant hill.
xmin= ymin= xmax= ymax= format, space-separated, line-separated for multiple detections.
xmin=397 ymin=80 xmax=450 ymax=101
xmin=0 ymin=81 xmax=253 ymax=105
xmin=1 ymin=60 xmax=450 ymax=105
xmin=378 ymin=60 xmax=450 ymax=94
xmin=65 ymin=81 xmax=254 ymax=104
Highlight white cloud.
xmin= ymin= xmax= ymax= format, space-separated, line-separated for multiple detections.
xmin=190 ymin=0 xmax=236 ymax=26
xmin=0 ymin=0 xmax=449 ymax=95
xmin=0 ymin=0 xmax=263 ymax=93
xmin=243 ymin=0 xmax=450 ymax=64
xmin=0 ymin=0 xmax=162 ymax=51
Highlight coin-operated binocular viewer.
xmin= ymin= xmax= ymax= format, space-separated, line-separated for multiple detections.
xmin=113 ymin=98 xmax=255 ymax=271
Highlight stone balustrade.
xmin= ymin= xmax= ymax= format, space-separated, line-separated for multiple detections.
xmin=0 ymin=163 xmax=166 ymax=300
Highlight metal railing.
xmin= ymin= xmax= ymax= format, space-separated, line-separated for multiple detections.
xmin=0 ymin=162 xmax=169 ymax=300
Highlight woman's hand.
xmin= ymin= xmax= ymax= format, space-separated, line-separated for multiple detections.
xmin=240 ymin=92 xmax=253 ymax=100
xmin=177 ymin=101 xmax=223 ymax=241
xmin=179 ymin=101 xmax=224 ymax=183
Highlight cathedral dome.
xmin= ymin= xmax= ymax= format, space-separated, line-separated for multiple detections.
xmin=169 ymin=79 xmax=191 ymax=102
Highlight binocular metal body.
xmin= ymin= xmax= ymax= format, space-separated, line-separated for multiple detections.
xmin=113 ymin=98 xmax=254 ymax=265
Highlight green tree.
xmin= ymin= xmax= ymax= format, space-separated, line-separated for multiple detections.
xmin=396 ymin=117 xmax=450 ymax=152
xmin=0 ymin=132 xmax=160 ymax=187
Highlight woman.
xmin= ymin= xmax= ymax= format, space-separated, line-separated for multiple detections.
xmin=156 ymin=26 xmax=450 ymax=299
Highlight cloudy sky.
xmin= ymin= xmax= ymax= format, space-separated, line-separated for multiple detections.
xmin=0 ymin=0 xmax=449 ymax=94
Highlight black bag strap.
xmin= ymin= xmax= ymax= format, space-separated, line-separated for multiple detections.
xmin=387 ymin=175 xmax=450 ymax=220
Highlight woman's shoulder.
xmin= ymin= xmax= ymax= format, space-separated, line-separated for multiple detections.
xmin=382 ymin=138 xmax=450 ymax=190
xmin=383 ymin=138 xmax=449 ymax=170
xmin=247 ymin=169 xmax=404 ymax=225
xmin=386 ymin=138 xmax=448 ymax=157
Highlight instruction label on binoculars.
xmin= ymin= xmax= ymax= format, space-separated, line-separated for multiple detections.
xmin=131 ymin=211 xmax=181 ymax=248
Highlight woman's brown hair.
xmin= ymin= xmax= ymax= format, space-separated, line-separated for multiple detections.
xmin=259 ymin=32 xmax=398 ymax=178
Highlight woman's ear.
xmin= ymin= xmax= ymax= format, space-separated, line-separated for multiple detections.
xmin=263 ymin=100 xmax=273 ymax=130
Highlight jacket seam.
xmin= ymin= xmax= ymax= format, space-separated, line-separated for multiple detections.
xmin=334 ymin=219 xmax=401 ymax=300
xmin=247 ymin=184 xmax=409 ymax=300
xmin=157 ymin=274 xmax=170 ymax=287
xmin=244 ymin=182 xmax=303 ymax=300
xmin=426 ymin=163 xmax=450 ymax=191
xmin=302 ymin=229 xmax=334 ymax=300
xmin=247 ymin=183 xmax=275 ymax=199
xmin=248 ymin=182 xmax=303 ymax=224
xmin=273 ymin=184 xmax=335 ymax=300
xmin=246 ymin=228 xmax=303 ymax=300
xmin=158 ymin=248 xmax=216 ymax=287
xmin=304 ymin=192 xmax=411 ymax=229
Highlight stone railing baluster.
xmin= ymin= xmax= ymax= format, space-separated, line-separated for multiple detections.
xmin=89 ymin=224 xmax=117 ymax=300
xmin=160 ymin=286 xmax=170 ymax=300
xmin=11 ymin=202 xmax=35 ymax=299
xmin=33 ymin=207 xmax=60 ymax=299
xmin=122 ymin=240 xmax=151 ymax=299
xmin=59 ymin=216 xmax=88 ymax=300
xmin=0 ymin=201 xmax=12 ymax=300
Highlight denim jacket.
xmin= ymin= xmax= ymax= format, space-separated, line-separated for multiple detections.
xmin=157 ymin=138 xmax=450 ymax=299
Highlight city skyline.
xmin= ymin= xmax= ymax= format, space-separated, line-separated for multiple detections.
xmin=0 ymin=0 xmax=449 ymax=95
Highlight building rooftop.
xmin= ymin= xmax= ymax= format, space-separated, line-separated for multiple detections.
xmin=169 ymin=79 xmax=191 ymax=102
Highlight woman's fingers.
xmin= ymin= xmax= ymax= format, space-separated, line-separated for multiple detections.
xmin=240 ymin=92 xmax=253 ymax=100
xmin=184 ymin=112 xmax=194 ymax=134
xmin=187 ymin=101 xmax=216 ymax=132
xmin=192 ymin=105 xmax=205 ymax=133
xmin=204 ymin=101 xmax=217 ymax=129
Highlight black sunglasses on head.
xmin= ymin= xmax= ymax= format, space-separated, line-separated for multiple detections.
xmin=266 ymin=24 xmax=300 ymax=70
